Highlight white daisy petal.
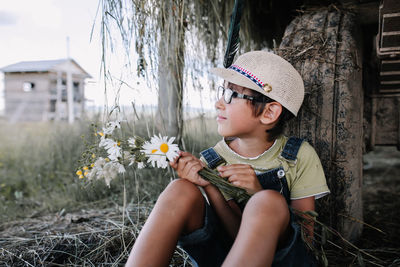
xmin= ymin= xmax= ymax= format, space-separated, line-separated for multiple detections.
xmin=128 ymin=137 xmax=136 ymax=148
xmin=141 ymin=135 xmax=180 ymax=168
xmin=137 ymin=162 xmax=145 ymax=169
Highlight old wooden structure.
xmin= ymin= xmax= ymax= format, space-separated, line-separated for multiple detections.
xmin=277 ymin=0 xmax=400 ymax=241
xmin=0 ymin=59 xmax=91 ymax=123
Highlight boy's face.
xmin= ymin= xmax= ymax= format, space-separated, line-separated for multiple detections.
xmin=215 ymin=82 xmax=264 ymax=138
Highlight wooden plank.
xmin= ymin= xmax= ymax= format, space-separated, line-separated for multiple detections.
xmin=335 ymin=12 xmax=364 ymax=240
xmin=382 ymin=14 xmax=400 ymax=33
xmin=280 ymin=9 xmax=364 ymax=241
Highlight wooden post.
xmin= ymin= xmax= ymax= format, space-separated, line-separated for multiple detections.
xmin=280 ymin=9 xmax=364 ymax=241
xmin=56 ymin=71 xmax=62 ymax=121
xmin=67 ymin=61 xmax=74 ymax=124
xmin=66 ymin=37 xmax=74 ymax=124
xmin=81 ymin=81 xmax=85 ymax=117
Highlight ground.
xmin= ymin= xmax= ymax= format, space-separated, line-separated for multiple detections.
xmin=0 ymin=146 xmax=399 ymax=266
xmin=357 ymin=146 xmax=400 ymax=266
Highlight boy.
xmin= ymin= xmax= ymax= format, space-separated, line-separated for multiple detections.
xmin=126 ymin=51 xmax=330 ymax=266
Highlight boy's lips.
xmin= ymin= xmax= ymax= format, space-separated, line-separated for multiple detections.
xmin=216 ymin=115 xmax=227 ymax=122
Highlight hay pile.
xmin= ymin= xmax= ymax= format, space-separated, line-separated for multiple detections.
xmin=0 ymin=192 xmax=399 ymax=266
xmin=0 ymin=204 xmax=191 ymax=266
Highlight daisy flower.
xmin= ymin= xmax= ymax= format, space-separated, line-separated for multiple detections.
xmin=99 ymin=138 xmax=121 ymax=161
xmin=87 ymin=157 xmax=105 ymax=181
xmin=102 ymin=161 xmax=125 ymax=187
xmin=106 ymin=120 xmax=122 ymax=130
xmin=128 ymin=137 xmax=136 ymax=148
xmin=103 ymin=120 xmax=122 ymax=135
xmin=123 ymin=151 xmax=135 ymax=166
xmin=87 ymin=157 xmax=125 ymax=187
xmin=137 ymin=162 xmax=145 ymax=169
xmin=141 ymin=135 xmax=179 ymax=168
xmin=96 ymin=120 xmax=123 ymax=139
xmin=128 ymin=136 xmax=145 ymax=149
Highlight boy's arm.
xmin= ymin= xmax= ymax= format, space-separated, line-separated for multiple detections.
xmin=291 ymin=196 xmax=315 ymax=240
xmin=170 ymin=151 xmax=242 ymax=239
xmin=169 ymin=151 xmax=209 ymax=186
xmin=203 ymin=184 xmax=242 ymax=239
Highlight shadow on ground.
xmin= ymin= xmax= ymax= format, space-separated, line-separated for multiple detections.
xmin=357 ymin=146 xmax=400 ymax=266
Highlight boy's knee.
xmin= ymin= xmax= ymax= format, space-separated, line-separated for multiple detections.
xmin=159 ymin=179 xmax=203 ymax=204
xmin=251 ymin=189 xmax=287 ymax=205
xmin=166 ymin=178 xmax=200 ymax=193
xmin=245 ymin=190 xmax=289 ymax=221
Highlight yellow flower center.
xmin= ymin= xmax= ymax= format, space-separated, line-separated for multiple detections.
xmin=151 ymin=149 xmax=158 ymax=154
xmin=160 ymin=143 xmax=169 ymax=153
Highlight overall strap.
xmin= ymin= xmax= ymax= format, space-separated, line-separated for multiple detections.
xmin=200 ymin=147 xmax=225 ymax=169
xmin=280 ymin=137 xmax=304 ymax=163
xmin=256 ymin=167 xmax=291 ymax=205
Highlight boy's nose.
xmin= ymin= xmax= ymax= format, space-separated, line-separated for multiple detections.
xmin=215 ymin=97 xmax=224 ymax=110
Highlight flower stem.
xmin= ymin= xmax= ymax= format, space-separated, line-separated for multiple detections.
xmin=198 ymin=167 xmax=251 ymax=204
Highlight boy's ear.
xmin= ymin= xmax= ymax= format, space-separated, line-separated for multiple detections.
xmin=260 ymin=102 xmax=282 ymax=126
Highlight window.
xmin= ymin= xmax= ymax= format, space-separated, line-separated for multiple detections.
xmin=23 ymin=82 xmax=35 ymax=92
xmin=73 ymin=82 xmax=81 ymax=102
xmin=50 ymin=99 xmax=56 ymax=112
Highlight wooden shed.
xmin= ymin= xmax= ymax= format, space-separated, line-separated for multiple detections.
xmin=0 ymin=59 xmax=91 ymax=123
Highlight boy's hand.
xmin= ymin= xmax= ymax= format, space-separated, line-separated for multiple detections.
xmin=170 ymin=151 xmax=209 ymax=187
xmin=217 ymin=164 xmax=263 ymax=194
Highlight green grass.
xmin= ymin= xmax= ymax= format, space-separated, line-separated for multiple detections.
xmin=0 ymin=114 xmax=220 ymax=223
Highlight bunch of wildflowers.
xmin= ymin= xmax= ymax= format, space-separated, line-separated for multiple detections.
xmin=76 ymin=120 xmax=179 ymax=187
xmin=76 ymin=119 xmax=250 ymax=204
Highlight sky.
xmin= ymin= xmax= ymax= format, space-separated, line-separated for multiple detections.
xmin=0 ymin=0 xmax=216 ymax=115
xmin=0 ymin=0 xmax=104 ymax=109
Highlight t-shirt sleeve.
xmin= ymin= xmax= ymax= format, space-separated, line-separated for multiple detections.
xmin=290 ymin=142 xmax=330 ymax=200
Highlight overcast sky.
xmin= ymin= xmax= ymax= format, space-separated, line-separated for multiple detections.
xmin=0 ymin=0 xmax=215 ymax=114
xmin=0 ymin=0 xmax=100 ymax=70
xmin=0 ymin=0 xmax=157 ymax=111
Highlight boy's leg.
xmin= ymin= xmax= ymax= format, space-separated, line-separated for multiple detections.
xmin=126 ymin=179 xmax=206 ymax=267
xmin=222 ymin=190 xmax=290 ymax=267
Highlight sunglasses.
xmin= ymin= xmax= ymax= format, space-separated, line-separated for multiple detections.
xmin=217 ymin=86 xmax=264 ymax=104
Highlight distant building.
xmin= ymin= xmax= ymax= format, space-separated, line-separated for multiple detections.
xmin=0 ymin=59 xmax=91 ymax=123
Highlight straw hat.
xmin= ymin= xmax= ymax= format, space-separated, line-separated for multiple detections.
xmin=211 ymin=51 xmax=304 ymax=116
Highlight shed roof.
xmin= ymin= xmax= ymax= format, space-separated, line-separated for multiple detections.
xmin=0 ymin=59 xmax=92 ymax=78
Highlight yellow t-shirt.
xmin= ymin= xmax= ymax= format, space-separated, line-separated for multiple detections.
xmin=205 ymin=135 xmax=330 ymax=201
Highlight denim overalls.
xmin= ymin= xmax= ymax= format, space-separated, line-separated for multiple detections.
xmin=178 ymin=137 xmax=316 ymax=267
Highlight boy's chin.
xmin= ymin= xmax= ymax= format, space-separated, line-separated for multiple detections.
xmin=217 ymin=129 xmax=233 ymax=139
xmin=217 ymin=128 xmax=227 ymax=137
